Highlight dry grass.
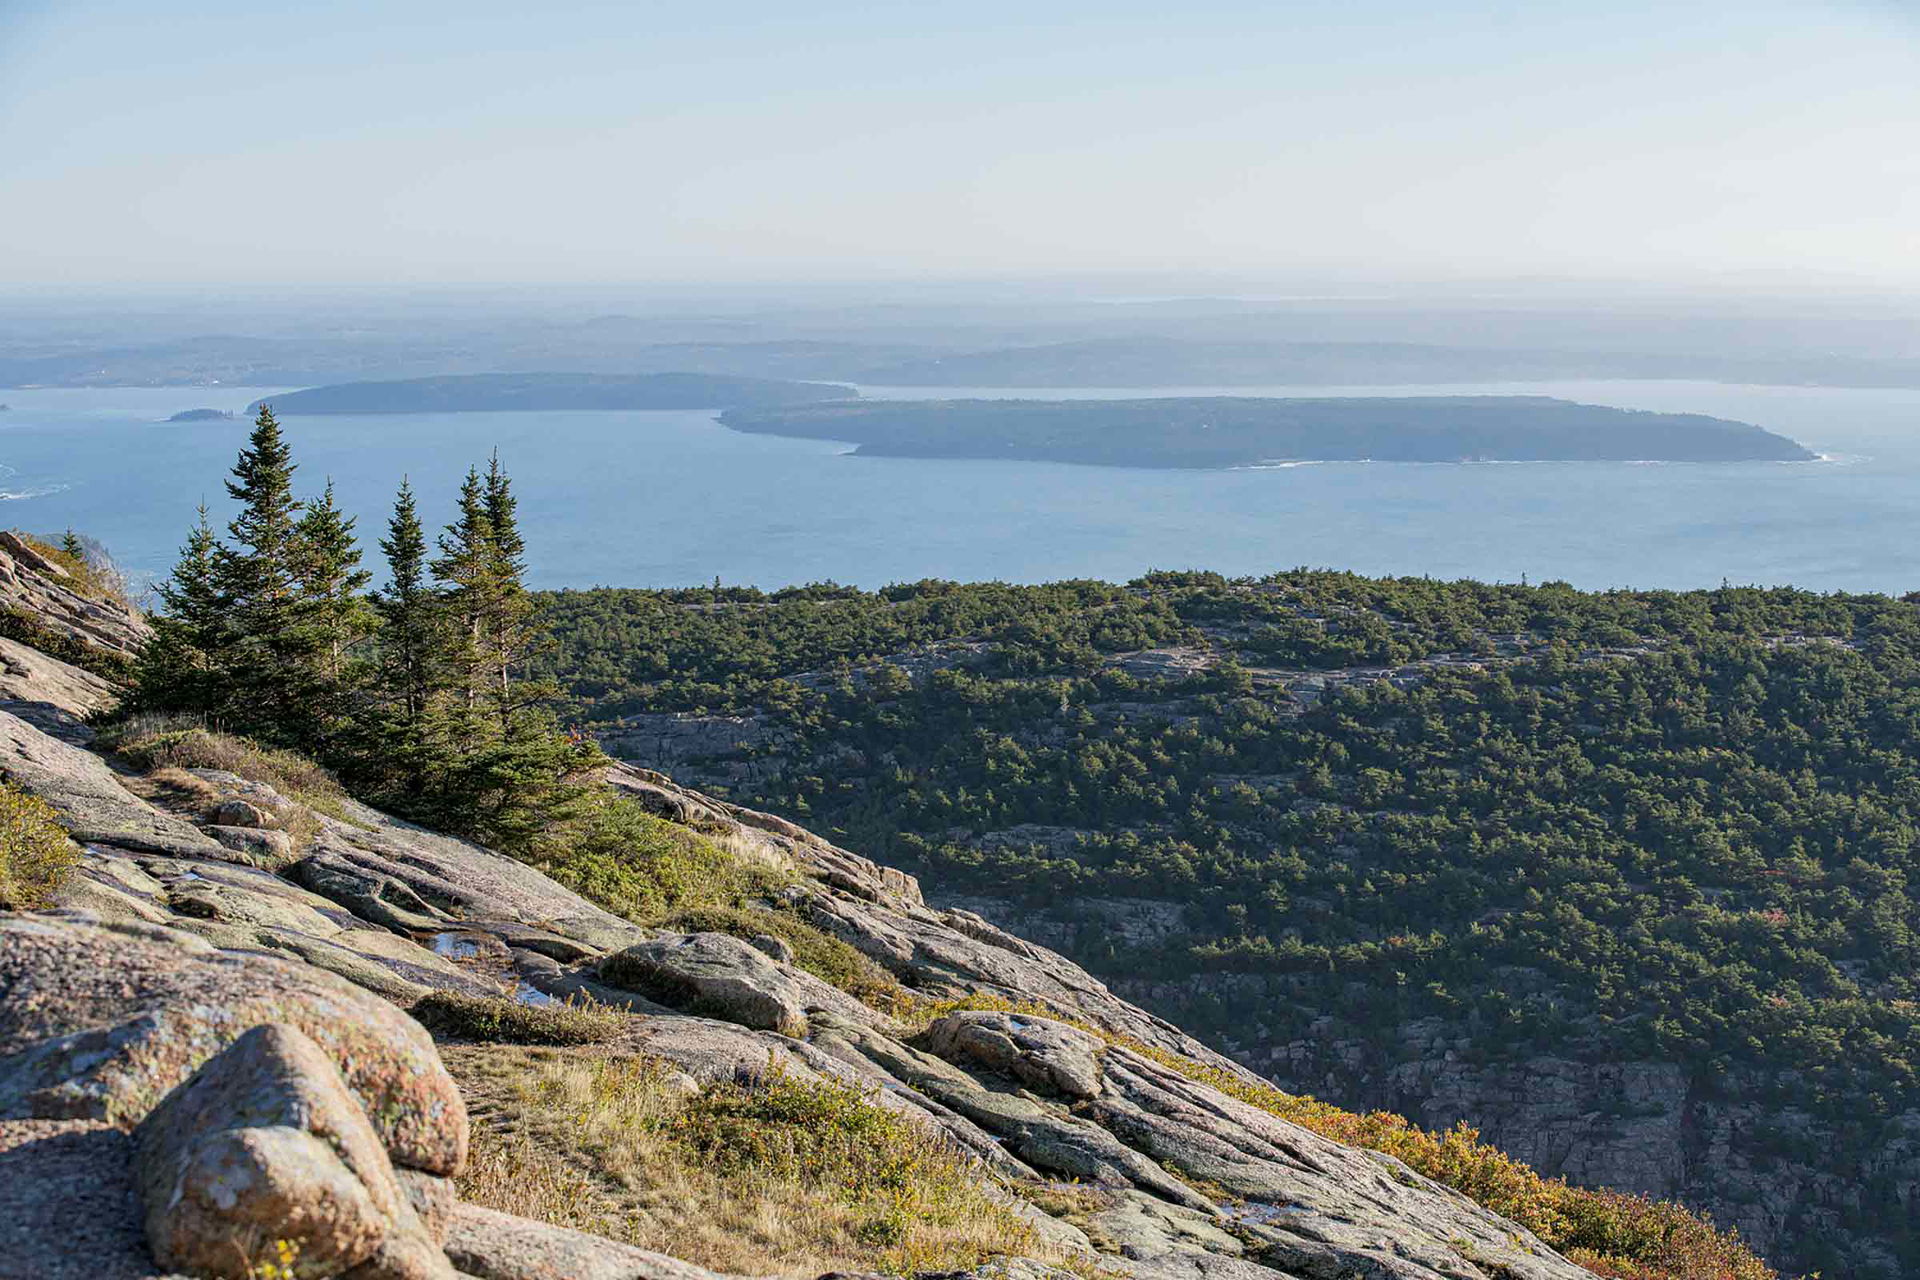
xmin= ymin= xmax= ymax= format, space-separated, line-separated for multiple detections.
xmin=99 ymin=715 xmax=349 ymax=839
xmin=448 ymin=1044 xmax=1043 ymax=1277
xmin=412 ymin=991 xmax=627 ymax=1046
xmin=14 ymin=530 xmax=137 ymax=609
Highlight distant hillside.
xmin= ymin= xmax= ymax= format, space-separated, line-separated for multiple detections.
xmin=536 ymin=571 xmax=1920 ymax=1279
xmin=855 ymin=336 xmax=1920 ymax=388
xmin=254 ymin=371 xmax=855 ymax=414
xmin=720 ymin=395 xmax=1814 ymax=467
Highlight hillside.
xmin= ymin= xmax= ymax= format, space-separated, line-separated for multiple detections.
xmin=0 ymin=535 xmax=1768 ymax=1277
xmin=254 ymin=371 xmax=855 ymax=415
xmin=537 ymin=572 xmax=1920 ymax=1279
xmin=717 ymin=396 xmax=1815 ymax=466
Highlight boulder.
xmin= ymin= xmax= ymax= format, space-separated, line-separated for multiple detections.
xmin=209 ymin=798 xmax=278 ymax=829
xmin=445 ymin=1202 xmax=734 ymax=1280
xmin=134 ymin=1024 xmax=451 ymax=1280
xmin=202 ymin=823 xmax=296 ymax=867
xmin=0 ymin=915 xmax=467 ymax=1175
xmin=746 ymin=932 xmax=795 ymax=964
xmin=599 ymin=932 xmax=815 ymax=1036
xmin=925 ymin=1010 xmax=1106 ymax=1099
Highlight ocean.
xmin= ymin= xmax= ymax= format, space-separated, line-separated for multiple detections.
xmin=3 ymin=379 xmax=1917 ymax=596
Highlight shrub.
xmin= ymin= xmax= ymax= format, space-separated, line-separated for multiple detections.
xmin=449 ymin=1046 xmax=1039 ymax=1276
xmin=0 ymin=606 xmax=135 ymax=684
xmin=99 ymin=717 xmax=346 ymax=817
xmin=0 ymin=781 xmax=77 ymax=909
xmin=412 ymin=991 xmax=625 ymax=1045
xmin=535 ymin=793 xmax=791 ymax=922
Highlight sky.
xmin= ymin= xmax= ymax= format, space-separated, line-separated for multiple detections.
xmin=1 ymin=0 xmax=1917 ymax=287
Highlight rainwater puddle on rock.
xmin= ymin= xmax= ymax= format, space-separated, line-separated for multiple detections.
xmin=513 ymin=981 xmax=556 ymax=1006
xmin=429 ymin=932 xmax=485 ymax=961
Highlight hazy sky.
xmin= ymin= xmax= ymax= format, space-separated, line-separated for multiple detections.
xmin=2 ymin=0 xmax=1916 ymax=286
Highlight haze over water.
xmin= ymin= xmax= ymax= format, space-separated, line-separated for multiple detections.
xmin=4 ymin=380 xmax=1917 ymax=596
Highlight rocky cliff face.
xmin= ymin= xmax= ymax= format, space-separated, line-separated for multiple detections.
xmin=0 ymin=539 xmax=1613 ymax=1280
xmin=949 ymin=896 xmax=1920 ymax=1279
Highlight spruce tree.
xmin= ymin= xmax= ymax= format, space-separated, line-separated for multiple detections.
xmin=430 ymin=466 xmax=495 ymax=716
xmin=420 ymin=457 xmax=589 ymax=848
xmin=376 ymin=479 xmax=436 ymax=724
xmin=212 ymin=405 xmax=327 ymax=746
xmin=293 ymin=479 xmax=375 ymax=676
xmin=480 ymin=451 xmax=540 ymax=728
xmin=135 ymin=505 xmax=228 ymax=715
xmin=367 ymin=479 xmax=447 ymax=805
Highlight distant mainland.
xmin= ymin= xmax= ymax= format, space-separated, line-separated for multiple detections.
xmin=254 ymin=372 xmax=853 ymax=415
xmin=718 ymin=396 xmax=1817 ymax=468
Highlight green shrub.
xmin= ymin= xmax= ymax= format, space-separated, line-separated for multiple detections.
xmin=411 ymin=991 xmax=625 ymax=1045
xmin=535 ymin=793 xmax=790 ymax=921
xmin=670 ymin=1067 xmax=1024 ymax=1259
xmin=0 ymin=781 xmax=78 ymax=909
xmin=0 ymin=606 xmax=135 ymax=684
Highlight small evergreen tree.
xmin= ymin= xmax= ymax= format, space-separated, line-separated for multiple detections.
xmin=480 ymin=450 xmax=541 ymax=729
xmin=211 ymin=404 xmax=324 ymax=744
xmin=431 ymin=466 xmax=495 ymax=717
xmin=293 ymin=479 xmax=375 ymax=675
xmin=365 ymin=479 xmax=448 ymax=806
xmin=134 ymin=505 xmax=228 ymax=716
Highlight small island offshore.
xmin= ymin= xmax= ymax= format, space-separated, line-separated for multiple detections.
xmin=719 ymin=395 xmax=1816 ymax=468
xmin=256 ymin=371 xmax=854 ymax=414
xmin=166 ymin=407 xmax=235 ymax=422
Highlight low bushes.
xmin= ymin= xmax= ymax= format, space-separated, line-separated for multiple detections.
xmin=102 ymin=717 xmax=346 ymax=810
xmin=449 ymin=1047 xmax=1038 ymax=1276
xmin=0 ymin=606 xmax=135 ymax=684
xmin=0 ymin=781 xmax=78 ymax=909
xmin=411 ymin=991 xmax=625 ymax=1046
xmin=533 ymin=793 xmax=791 ymax=921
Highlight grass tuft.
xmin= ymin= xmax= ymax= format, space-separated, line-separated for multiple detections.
xmin=98 ymin=716 xmax=348 ymax=831
xmin=449 ymin=1046 xmax=1042 ymax=1277
xmin=412 ymin=991 xmax=627 ymax=1046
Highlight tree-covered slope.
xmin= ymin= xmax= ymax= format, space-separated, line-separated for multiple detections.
xmin=536 ymin=572 xmax=1920 ymax=1278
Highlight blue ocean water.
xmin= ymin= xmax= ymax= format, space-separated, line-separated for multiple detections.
xmin=2 ymin=379 xmax=1917 ymax=595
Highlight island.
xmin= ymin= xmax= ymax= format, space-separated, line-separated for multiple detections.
xmin=166 ymin=408 xmax=235 ymax=422
xmin=253 ymin=372 xmax=855 ymax=415
xmin=717 ymin=395 xmax=1816 ymax=467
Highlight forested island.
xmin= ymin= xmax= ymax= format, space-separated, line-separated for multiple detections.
xmin=255 ymin=371 xmax=855 ymax=414
xmin=165 ymin=407 xmax=234 ymax=421
xmin=718 ymin=395 xmax=1815 ymax=467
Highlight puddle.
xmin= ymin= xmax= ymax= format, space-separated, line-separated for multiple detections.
xmin=429 ymin=932 xmax=485 ymax=961
xmin=512 ymin=981 xmax=556 ymax=1006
